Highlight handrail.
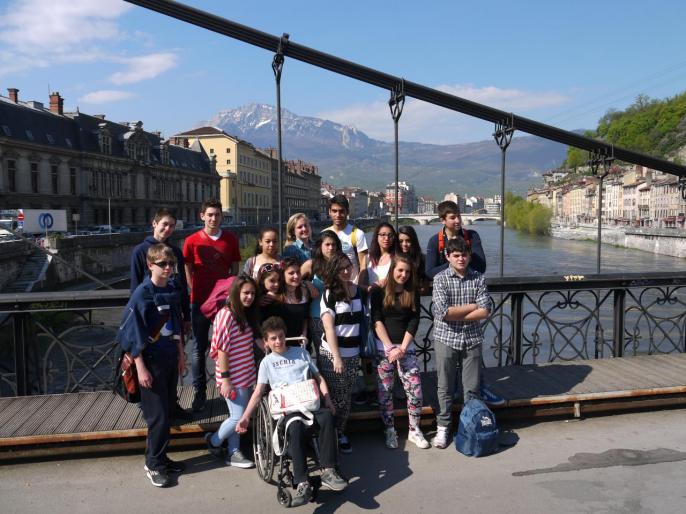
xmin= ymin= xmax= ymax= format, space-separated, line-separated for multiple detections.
xmin=1 ymin=271 xmax=684 ymax=313
xmin=124 ymin=0 xmax=686 ymax=177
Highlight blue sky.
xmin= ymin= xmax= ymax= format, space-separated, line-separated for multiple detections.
xmin=2 ymin=0 xmax=686 ymax=145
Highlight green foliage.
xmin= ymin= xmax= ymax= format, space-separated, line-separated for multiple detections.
xmin=566 ymin=92 xmax=686 ymax=161
xmin=505 ymin=192 xmax=552 ymax=236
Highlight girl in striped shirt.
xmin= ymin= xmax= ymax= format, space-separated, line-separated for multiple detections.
xmin=318 ymin=252 xmax=363 ymax=453
xmin=205 ymin=274 xmax=258 ymax=468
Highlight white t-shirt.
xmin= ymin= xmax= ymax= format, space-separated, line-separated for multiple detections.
xmin=330 ymin=224 xmax=368 ymax=283
xmin=366 ymin=260 xmax=391 ymax=286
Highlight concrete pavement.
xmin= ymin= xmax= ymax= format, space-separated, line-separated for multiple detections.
xmin=2 ymin=408 xmax=686 ymax=514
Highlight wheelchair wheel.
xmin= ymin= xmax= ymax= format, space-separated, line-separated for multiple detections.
xmin=253 ymin=396 xmax=275 ymax=483
xmin=277 ymin=486 xmax=292 ymax=508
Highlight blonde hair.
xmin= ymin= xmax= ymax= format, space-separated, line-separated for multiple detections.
xmin=284 ymin=213 xmax=311 ymax=246
xmin=146 ymin=243 xmax=176 ymax=265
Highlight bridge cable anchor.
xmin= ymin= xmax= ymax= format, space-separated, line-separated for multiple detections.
xmin=271 ymin=33 xmax=289 ymax=242
xmin=388 ymin=79 xmax=405 ymax=230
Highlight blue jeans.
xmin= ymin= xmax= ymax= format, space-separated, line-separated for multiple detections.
xmin=211 ymin=386 xmax=252 ymax=455
xmin=191 ymin=303 xmax=212 ymax=392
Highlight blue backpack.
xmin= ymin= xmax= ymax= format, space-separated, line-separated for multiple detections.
xmin=455 ymin=399 xmax=500 ymax=457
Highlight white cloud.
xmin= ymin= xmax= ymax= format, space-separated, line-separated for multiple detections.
xmin=80 ymin=90 xmax=136 ymax=104
xmin=0 ymin=0 xmax=129 ymax=70
xmin=109 ymin=53 xmax=178 ymax=85
xmin=318 ymin=84 xmax=569 ymax=144
xmin=0 ymin=0 xmax=177 ymax=85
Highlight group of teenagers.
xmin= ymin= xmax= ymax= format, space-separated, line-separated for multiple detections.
xmin=118 ymin=194 xmax=500 ymax=505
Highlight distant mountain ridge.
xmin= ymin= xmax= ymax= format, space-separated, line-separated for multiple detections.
xmin=204 ymin=103 xmax=568 ymax=197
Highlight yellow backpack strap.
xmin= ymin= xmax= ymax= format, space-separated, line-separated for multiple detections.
xmin=351 ymin=226 xmax=357 ymax=248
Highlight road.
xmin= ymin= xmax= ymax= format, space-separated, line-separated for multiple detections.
xmin=2 ymin=408 xmax=686 ymax=513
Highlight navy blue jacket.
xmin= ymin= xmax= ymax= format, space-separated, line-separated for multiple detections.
xmin=117 ymin=276 xmax=183 ymax=358
xmin=130 ymin=235 xmax=190 ymax=321
xmin=425 ymin=228 xmax=487 ymax=279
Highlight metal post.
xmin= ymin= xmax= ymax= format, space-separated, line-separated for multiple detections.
xmin=13 ymin=313 xmax=30 ymax=396
xmin=493 ymin=114 xmax=515 ymax=277
xmin=272 ymin=33 xmax=289 ymax=243
xmin=588 ymin=147 xmax=614 ymax=274
xmin=388 ymin=80 xmax=405 ymax=232
xmin=613 ymin=288 xmax=626 ymax=357
xmin=510 ymin=293 xmax=523 ymax=365
xmin=597 ymin=174 xmax=604 ymax=273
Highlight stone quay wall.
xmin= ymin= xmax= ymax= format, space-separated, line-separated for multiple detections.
xmin=551 ymin=223 xmax=686 ymax=258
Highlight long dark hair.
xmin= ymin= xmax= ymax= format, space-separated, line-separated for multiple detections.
xmin=227 ymin=274 xmax=257 ymax=331
xmin=282 ymin=257 xmax=304 ymax=302
xmin=323 ymin=252 xmax=353 ymax=303
xmin=256 ymin=262 xmax=285 ymax=302
xmin=369 ymin=222 xmax=397 ymax=267
xmin=383 ymin=254 xmax=417 ymax=311
xmin=312 ymin=230 xmax=342 ymax=278
xmin=254 ymin=226 xmax=278 ymax=256
xmin=398 ymin=225 xmax=425 ymax=276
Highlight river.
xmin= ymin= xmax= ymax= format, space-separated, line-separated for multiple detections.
xmin=367 ymin=221 xmax=686 ymax=276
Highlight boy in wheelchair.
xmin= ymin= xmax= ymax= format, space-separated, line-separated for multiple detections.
xmin=237 ymin=316 xmax=348 ymax=507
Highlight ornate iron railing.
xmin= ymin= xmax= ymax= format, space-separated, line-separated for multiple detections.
xmin=1 ymin=271 xmax=685 ymax=396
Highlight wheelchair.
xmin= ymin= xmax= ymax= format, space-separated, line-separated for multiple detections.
xmin=252 ymin=396 xmax=323 ymax=507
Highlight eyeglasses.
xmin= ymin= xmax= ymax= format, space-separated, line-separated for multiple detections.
xmin=153 ymin=260 xmax=175 ymax=269
xmin=378 ymin=232 xmax=394 ymax=238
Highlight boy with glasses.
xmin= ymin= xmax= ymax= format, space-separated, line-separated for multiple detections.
xmin=118 ymin=244 xmax=186 ymax=487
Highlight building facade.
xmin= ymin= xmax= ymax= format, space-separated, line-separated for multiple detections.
xmin=0 ymin=89 xmax=217 ymax=228
xmin=386 ymin=181 xmax=417 ymax=214
xmin=172 ymin=127 xmax=271 ymax=225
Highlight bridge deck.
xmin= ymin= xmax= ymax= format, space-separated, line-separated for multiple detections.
xmin=1 ymin=353 xmax=685 ymax=459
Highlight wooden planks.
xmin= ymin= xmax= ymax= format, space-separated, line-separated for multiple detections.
xmin=1 ymin=354 xmax=686 ymax=453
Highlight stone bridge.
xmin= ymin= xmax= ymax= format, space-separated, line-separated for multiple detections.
xmin=398 ymin=213 xmax=501 ymax=225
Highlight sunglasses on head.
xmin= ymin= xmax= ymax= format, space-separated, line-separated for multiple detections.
xmin=153 ymin=260 xmax=175 ymax=268
xmin=260 ymin=262 xmax=282 ymax=273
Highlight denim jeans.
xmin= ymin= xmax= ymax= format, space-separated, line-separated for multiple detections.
xmin=211 ymin=386 xmax=252 ymax=455
xmin=190 ymin=303 xmax=212 ymax=393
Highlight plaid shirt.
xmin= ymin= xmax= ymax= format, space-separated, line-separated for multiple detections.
xmin=431 ymin=266 xmax=491 ymax=351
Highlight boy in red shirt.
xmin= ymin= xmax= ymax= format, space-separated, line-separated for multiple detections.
xmin=183 ymin=199 xmax=241 ymax=411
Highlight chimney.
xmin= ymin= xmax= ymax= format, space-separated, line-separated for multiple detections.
xmin=7 ymin=88 xmax=19 ymax=103
xmin=49 ymin=92 xmax=64 ymax=115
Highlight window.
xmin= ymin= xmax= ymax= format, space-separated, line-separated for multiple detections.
xmin=31 ymin=162 xmax=39 ymax=193
xmin=46 ymin=134 xmax=55 ymax=144
xmin=226 ymin=148 xmax=231 ymax=153
xmin=7 ymin=159 xmax=16 ymax=192
xmin=130 ymin=174 xmax=137 ymax=197
xmin=25 ymin=130 xmax=34 ymax=141
xmin=209 ymin=148 xmax=214 ymax=154
xmin=51 ymin=165 xmax=59 ymax=193
xmin=65 ymin=137 xmax=72 ymax=148
xmin=70 ymin=168 xmax=76 ymax=195
xmin=1 ymin=125 xmax=11 ymax=136
xmin=226 ymin=159 xmax=230 ymax=165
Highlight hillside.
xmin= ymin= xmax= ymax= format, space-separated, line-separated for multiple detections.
xmin=566 ymin=92 xmax=686 ymax=167
xmin=204 ymin=104 xmax=567 ymax=197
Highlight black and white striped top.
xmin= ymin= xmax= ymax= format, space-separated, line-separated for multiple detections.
xmin=320 ymin=287 xmax=363 ymax=358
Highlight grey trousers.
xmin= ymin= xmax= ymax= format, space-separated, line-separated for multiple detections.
xmin=435 ymin=342 xmax=482 ymax=429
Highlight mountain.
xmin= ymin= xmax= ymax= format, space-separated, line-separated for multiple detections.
xmin=205 ymin=103 xmax=568 ymax=197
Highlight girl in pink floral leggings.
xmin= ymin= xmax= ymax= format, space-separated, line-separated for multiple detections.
xmin=370 ymin=254 xmax=430 ymax=449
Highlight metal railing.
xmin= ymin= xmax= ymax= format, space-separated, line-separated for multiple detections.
xmin=1 ymin=271 xmax=685 ymax=397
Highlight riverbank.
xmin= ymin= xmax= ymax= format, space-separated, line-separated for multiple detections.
xmin=551 ymin=222 xmax=686 ymax=259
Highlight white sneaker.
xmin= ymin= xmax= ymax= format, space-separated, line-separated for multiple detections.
xmin=384 ymin=427 xmax=398 ymax=449
xmin=408 ymin=428 xmax=430 ymax=449
xmin=431 ymin=426 xmax=450 ymax=449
